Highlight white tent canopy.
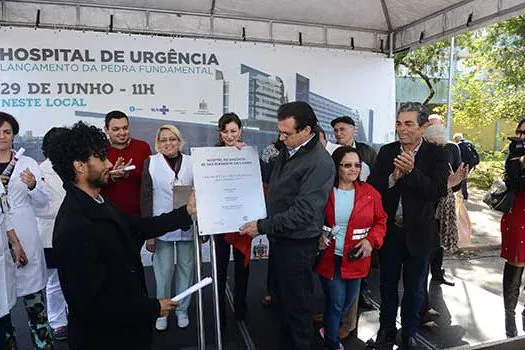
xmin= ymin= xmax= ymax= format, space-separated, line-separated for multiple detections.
xmin=2 ymin=0 xmax=525 ymax=53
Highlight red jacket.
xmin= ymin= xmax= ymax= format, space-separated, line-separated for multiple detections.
xmin=315 ymin=182 xmax=387 ymax=280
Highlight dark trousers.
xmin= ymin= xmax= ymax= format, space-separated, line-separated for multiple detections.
xmin=461 ymin=179 xmax=468 ymax=200
xmin=430 ymin=246 xmax=444 ymax=278
xmin=272 ymin=238 xmax=318 ymax=350
xmin=0 ymin=313 xmax=16 ymax=350
xmin=379 ymin=229 xmax=429 ymax=337
xmin=0 ymin=313 xmax=7 ymax=349
xmin=215 ymin=234 xmax=250 ymax=324
xmin=266 ymin=240 xmax=277 ymax=299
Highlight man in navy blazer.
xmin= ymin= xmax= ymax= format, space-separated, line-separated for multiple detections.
xmin=368 ymin=102 xmax=449 ymax=349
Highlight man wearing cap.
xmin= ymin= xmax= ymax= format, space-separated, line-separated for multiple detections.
xmin=332 ymin=116 xmax=377 ymax=169
xmin=320 ymin=127 xmax=370 ymax=181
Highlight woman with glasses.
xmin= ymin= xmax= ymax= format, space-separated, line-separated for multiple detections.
xmin=214 ymin=113 xmax=251 ymax=327
xmin=141 ymin=124 xmax=194 ymax=331
xmin=502 ymin=118 xmax=525 ymax=338
xmin=315 ymin=146 xmax=387 ymax=350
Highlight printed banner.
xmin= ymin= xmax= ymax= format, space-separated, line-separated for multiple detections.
xmin=0 ymin=27 xmax=396 ymax=261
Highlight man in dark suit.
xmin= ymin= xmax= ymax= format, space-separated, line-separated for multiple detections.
xmin=367 ymin=103 xmax=449 ymax=349
xmin=47 ymin=122 xmax=195 ymax=350
xmin=240 ymin=102 xmax=335 ymax=350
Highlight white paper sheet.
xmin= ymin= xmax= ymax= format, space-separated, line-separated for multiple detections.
xmin=191 ymin=146 xmax=267 ymax=235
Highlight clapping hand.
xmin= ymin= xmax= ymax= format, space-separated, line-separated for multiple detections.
xmin=448 ymin=163 xmax=468 ymax=189
xmin=110 ymin=157 xmax=133 ymax=180
xmin=20 ymin=168 xmax=36 ymax=190
xmin=393 ymin=151 xmax=415 ymax=175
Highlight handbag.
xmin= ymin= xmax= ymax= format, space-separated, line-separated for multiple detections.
xmin=483 ymin=180 xmax=514 ymax=214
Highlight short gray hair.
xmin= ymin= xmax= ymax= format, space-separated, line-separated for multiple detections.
xmin=453 ymin=132 xmax=463 ymax=141
xmin=424 ymin=124 xmax=447 ymax=146
xmin=397 ymin=102 xmax=429 ymax=126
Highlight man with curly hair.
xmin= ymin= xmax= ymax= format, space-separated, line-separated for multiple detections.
xmin=47 ymin=121 xmax=196 ymax=350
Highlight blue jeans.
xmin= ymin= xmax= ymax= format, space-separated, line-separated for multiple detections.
xmin=378 ymin=227 xmax=429 ymax=337
xmin=320 ymin=256 xmax=361 ymax=350
xmin=153 ymin=240 xmax=195 ymax=316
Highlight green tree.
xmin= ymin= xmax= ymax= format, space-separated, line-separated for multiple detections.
xmin=394 ymin=35 xmax=473 ymax=105
xmin=394 ymin=41 xmax=450 ymax=104
xmin=452 ymin=15 xmax=525 ymax=127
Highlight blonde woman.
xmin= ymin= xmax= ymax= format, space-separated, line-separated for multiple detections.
xmin=141 ymin=125 xmax=194 ymax=331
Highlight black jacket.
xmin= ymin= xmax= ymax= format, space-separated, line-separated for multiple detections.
xmin=368 ymin=140 xmax=449 ymax=256
xmin=445 ymin=142 xmax=462 ymax=192
xmin=355 ymin=141 xmax=377 ymax=168
xmin=258 ymin=133 xmax=335 ymax=241
xmin=505 ymin=154 xmax=525 ymax=192
xmin=53 ymin=183 xmax=192 ymax=350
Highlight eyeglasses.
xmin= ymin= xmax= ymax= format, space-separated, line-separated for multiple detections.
xmin=278 ymin=130 xmax=300 ymax=139
xmin=278 ymin=127 xmax=308 ymax=139
xmin=340 ymin=162 xmax=361 ymax=169
xmin=516 ymin=130 xmax=525 ymax=137
xmin=159 ymin=137 xmax=179 ymax=143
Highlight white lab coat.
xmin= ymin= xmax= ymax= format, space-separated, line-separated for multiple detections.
xmin=8 ymin=155 xmax=49 ymax=296
xmin=0 ymin=182 xmax=16 ymax=318
xmin=149 ymin=153 xmax=193 ymax=241
xmin=34 ymin=159 xmax=65 ymax=249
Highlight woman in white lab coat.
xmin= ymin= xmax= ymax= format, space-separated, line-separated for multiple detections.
xmin=0 ymin=181 xmax=28 ymax=348
xmin=0 ymin=112 xmax=53 ymax=349
xmin=141 ymin=124 xmax=194 ymax=331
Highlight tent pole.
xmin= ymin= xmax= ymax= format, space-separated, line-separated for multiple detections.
xmin=388 ymin=32 xmax=393 ymax=57
xmin=209 ymin=235 xmax=223 ymax=350
xmin=446 ymin=36 xmax=455 ymax=140
xmin=192 ymin=220 xmax=206 ymax=350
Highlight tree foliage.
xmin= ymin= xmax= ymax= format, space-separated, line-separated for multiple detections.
xmin=394 ymin=41 xmax=450 ymax=104
xmin=452 ymin=15 xmax=525 ymax=127
xmin=396 ymin=14 xmax=525 ymax=128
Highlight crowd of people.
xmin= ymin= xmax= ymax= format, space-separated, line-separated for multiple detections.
xmin=0 ymin=101 xmax=522 ymax=350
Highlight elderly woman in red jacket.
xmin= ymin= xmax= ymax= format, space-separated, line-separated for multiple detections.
xmin=315 ymin=146 xmax=387 ymax=350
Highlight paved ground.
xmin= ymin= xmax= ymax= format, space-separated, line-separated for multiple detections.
xmin=462 ymin=188 xmax=502 ymax=250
